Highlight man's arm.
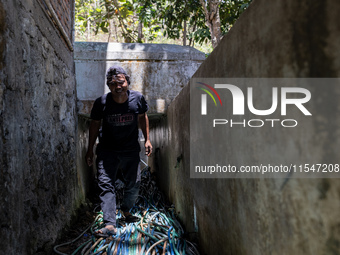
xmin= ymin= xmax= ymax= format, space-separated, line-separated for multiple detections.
xmin=85 ymin=120 xmax=101 ymax=166
xmin=138 ymin=113 xmax=152 ymax=157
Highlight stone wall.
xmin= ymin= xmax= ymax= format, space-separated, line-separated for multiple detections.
xmin=0 ymin=0 xmax=79 ymax=254
xmin=38 ymin=0 xmax=74 ymax=51
xmin=149 ymin=0 xmax=340 ymax=254
xmin=48 ymin=0 xmax=74 ymax=38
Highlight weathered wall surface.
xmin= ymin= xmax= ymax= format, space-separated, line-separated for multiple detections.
xmin=0 ymin=0 xmax=80 ymax=254
xmin=48 ymin=0 xmax=74 ymax=39
xmin=74 ymin=42 xmax=205 ymax=116
xmin=149 ymin=0 xmax=340 ymax=254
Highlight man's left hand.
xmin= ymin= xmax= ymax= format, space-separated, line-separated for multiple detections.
xmin=145 ymin=140 xmax=152 ymax=157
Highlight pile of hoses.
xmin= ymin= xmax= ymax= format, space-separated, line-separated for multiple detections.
xmin=54 ymin=166 xmax=200 ymax=255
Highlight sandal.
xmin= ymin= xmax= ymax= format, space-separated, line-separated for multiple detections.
xmin=94 ymin=227 xmax=116 ymax=238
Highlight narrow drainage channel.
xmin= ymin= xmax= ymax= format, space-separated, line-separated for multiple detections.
xmin=54 ymin=165 xmax=200 ymax=255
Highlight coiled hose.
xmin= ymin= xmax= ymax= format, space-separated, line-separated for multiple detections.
xmin=54 ymin=165 xmax=200 ymax=255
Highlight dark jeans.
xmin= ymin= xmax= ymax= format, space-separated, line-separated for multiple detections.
xmin=96 ymin=149 xmax=141 ymax=227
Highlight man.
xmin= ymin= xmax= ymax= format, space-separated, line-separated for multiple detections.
xmin=85 ymin=66 xmax=152 ymax=236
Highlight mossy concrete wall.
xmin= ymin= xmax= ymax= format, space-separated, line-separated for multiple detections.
xmin=0 ymin=0 xmax=82 ymax=254
xmin=149 ymin=0 xmax=340 ymax=254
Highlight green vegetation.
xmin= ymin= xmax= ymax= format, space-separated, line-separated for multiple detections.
xmin=75 ymin=0 xmax=252 ymax=54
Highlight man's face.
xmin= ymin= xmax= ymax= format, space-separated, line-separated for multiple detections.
xmin=108 ymin=74 xmax=128 ymax=95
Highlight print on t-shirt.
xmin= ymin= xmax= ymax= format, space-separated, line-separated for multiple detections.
xmin=106 ymin=113 xmax=134 ymax=126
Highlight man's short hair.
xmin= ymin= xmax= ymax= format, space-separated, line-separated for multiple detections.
xmin=106 ymin=66 xmax=131 ymax=86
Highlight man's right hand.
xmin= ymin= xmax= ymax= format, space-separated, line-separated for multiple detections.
xmin=85 ymin=150 xmax=94 ymax=167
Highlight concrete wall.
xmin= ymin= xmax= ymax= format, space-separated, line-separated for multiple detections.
xmin=74 ymin=42 xmax=205 ymax=116
xmin=149 ymin=0 xmax=340 ymax=254
xmin=0 ymin=0 xmax=80 ymax=254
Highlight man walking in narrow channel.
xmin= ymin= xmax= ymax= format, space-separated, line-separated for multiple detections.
xmin=85 ymin=66 xmax=152 ymax=236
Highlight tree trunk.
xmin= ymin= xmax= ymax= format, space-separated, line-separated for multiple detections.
xmin=200 ymin=0 xmax=221 ymax=48
xmin=189 ymin=22 xmax=196 ymax=47
xmin=183 ymin=20 xmax=187 ymax=46
xmin=113 ymin=17 xmax=119 ymax=42
xmin=138 ymin=21 xmax=143 ymax=43
xmin=108 ymin=19 xmax=114 ymax=42
xmin=87 ymin=10 xmax=91 ymax=41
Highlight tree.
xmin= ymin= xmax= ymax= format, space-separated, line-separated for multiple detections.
xmin=75 ymin=0 xmax=141 ymax=42
xmin=155 ymin=0 xmax=252 ymax=48
xmin=75 ymin=0 xmax=252 ymax=48
xmin=200 ymin=0 xmax=221 ymax=48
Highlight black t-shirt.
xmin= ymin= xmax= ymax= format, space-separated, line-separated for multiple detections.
xmin=90 ymin=90 xmax=148 ymax=152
